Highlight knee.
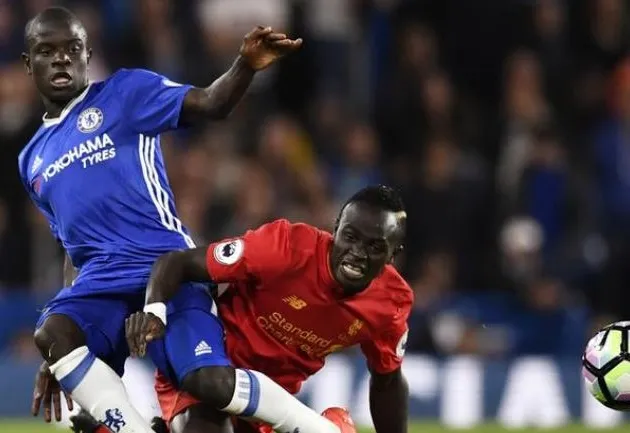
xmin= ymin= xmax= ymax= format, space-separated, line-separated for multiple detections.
xmin=33 ymin=326 xmax=54 ymax=359
xmin=34 ymin=315 xmax=85 ymax=363
xmin=181 ymin=366 xmax=236 ymax=409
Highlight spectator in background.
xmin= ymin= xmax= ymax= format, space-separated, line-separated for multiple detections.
xmin=0 ymin=0 xmax=22 ymax=65
xmin=328 ymin=120 xmax=383 ymax=205
xmin=529 ymin=0 xmax=572 ymax=119
xmin=1 ymin=0 xmax=626 ymax=359
xmin=375 ymin=22 xmax=441 ymax=161
xmin=592 ymin=58 xmax=630 ymax=319
xmin=402 ymin=134 xmax=488 ymax=288
xmin=496 ymin=49 xmax=552 ymax=194
xmin=501 ymin=124 xmax=595 ymax=275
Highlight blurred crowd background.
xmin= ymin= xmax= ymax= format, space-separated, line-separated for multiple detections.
xmin=0 ymin=0 xmax=629 ymax=362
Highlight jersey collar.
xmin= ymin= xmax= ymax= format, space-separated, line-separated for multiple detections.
xmin=42 ymin=84 xmax=92 ymax=128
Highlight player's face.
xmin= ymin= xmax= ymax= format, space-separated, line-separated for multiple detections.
xmin=22 ymin=20 xmax=91 ymax=104
xmin=331 ymin=202 xmax=402 ymax=294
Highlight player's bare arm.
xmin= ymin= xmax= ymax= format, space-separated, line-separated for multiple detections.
xmin=62 ymin=251 xmax=76 ymax=286
xmin=126 ymin=247 xmax=208 ymax=357
xmin=369 ymin=368 xmax=409 ymax=433
xmin=180 ymin=26 xmax=302 ymax=124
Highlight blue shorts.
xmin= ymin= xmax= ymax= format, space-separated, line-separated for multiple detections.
xmin=36 ymin=281 xmax=229 ymax=379
xmin=36 ymin=285 xmax=145 ymax=376
xmin=147 ymin=285 xmax=231 ymax=386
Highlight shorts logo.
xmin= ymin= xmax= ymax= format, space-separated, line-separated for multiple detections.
xmin=195 ymin=340 xmax=213 ymax=356
xmin=214 ymin=239 xmax=244 ymax=265
xmin=396 ymin=329 xmax=409 ymax=359
xmin=77 ymin=107 xmax=103 ymax=133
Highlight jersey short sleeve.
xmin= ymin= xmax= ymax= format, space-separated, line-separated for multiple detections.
xmin=114 ymin=69 xmax=193 ymax=135
xmin=205 ymin=219 xmax=293 ymax=283
xmin=360 ymin=290 xmax=413 ymax=374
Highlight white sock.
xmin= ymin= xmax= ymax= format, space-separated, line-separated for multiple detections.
xmin=222 ymin=369 xmax=340 ymax=433
xmin=49 ymin=346 xmax=154 ymax=433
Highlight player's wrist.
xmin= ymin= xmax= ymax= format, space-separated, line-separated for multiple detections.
xmin=143 ymin=302 xmax=167 ymax=326
xmin=234 ymin=54 xmax=257 ymax=73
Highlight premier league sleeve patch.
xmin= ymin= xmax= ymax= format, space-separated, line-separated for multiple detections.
xmin=213 ymin=239 xmax=244 ymax=265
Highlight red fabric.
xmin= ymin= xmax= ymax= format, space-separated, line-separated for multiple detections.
xmin=155 ymin=219 xmax=413 ymax=423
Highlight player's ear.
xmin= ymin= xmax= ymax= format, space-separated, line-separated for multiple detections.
xmin=22 ymin=53 xmax=32 ymax=75
xmin=87 ymin=47 xmax=92 ymax=63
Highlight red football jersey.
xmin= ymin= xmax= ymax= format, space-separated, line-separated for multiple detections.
xmin=206 ymin=219 xmax=413 ymax=394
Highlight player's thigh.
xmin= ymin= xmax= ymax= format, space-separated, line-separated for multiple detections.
xmin=155 ymin=370 xmax=200 ymax=425
xmin=171 ymin=405 xmax=231 ymax=433
xmin=148 ymin=284 xmax=230 ymax=384
xmin=35 ymin=292 xmax=142 ymax=374
xmin=148 ymin=306 xmax=230 ymax=384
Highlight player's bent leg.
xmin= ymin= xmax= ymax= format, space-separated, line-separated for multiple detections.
xmin=180 ymin=366 xmax=234 ymax=409
xmin=155 ymin=296 xmax=340 ymax=433
xmin=34 ymin=314 xmax=86 ymax=363
xmin=170 ymin=405 xmax=232 ymax=433
xmin=220 ymin=367 xmax=340 ymax=433
xmin=37 ymin=299 xmax=155 ymax=433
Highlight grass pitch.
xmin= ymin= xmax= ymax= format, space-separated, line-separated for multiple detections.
xmin=0 ymin=420 xmax=629 ymax=433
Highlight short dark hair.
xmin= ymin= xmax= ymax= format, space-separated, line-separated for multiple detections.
xmin=342 ymin=185 xmax=406 ymax=214
xmin=24 ymin=7 xmax=85 ymax=48
xmin=337 ymin=185 xmax=407 ymax=242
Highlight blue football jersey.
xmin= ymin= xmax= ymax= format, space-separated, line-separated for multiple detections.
xmin=18 ymin=69 xmax=196 ymax=292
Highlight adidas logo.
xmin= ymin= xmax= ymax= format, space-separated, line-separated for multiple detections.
xmin=195 ymin=340 xmax=212 ymax=356
xmin=32 ymin=155 xmax=43 ymax=174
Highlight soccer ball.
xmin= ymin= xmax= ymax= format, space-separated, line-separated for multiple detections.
xmin=582 ymin=321 xmax=630 ymax=410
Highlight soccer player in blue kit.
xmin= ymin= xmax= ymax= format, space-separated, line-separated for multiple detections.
xmin=21 ymin=7 xmax=345 ymax=433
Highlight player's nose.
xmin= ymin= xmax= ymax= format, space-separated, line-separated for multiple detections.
xmin=52 ymin=50 xmax=71 ymax=66
xmin=348 ymin=245 xmax=367 ymax=260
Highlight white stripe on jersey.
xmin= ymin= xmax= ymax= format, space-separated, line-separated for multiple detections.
xmin=139 ymin=134 xmax=171 ymax=229
xmin=138 ymin=134 xmax=195 ymax=248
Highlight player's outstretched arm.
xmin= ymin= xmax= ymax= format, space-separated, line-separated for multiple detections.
xmin=146 ymin=248 xmax=209 ymax=305
xmin=369 ymin=368 xmax=409 ymax=433
xmin=126 ymin=247 xmax=208 ymax=357
xmin=180 ymin=26 xmax=302 ymax=124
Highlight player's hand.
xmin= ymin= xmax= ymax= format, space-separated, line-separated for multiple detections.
xmin=125 ymin=311 xmax=166 ymax=358
xmin=32 ymin=360 xmax=74 ymax=422
xmin=239 ymin=26 xmax=303 ymax=71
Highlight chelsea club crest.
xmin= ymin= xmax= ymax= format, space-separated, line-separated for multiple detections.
xmin=77 ymin=107 xmax=104 ymax=133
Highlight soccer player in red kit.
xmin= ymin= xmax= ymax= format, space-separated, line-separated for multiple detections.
xmin=126 ymin=185 xmax=412 ymax=433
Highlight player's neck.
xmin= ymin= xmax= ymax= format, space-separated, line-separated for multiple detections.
xmin=43 ymin=101 xmax=66 ymax=119
xmin=42 ymin=85 xmax=89 ymax=119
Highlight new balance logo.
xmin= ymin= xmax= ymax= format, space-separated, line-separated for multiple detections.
xmin=283 ymin=295 xmax=307 ymax=310
xmin=195 ymin=340 xmax=212 ymax=356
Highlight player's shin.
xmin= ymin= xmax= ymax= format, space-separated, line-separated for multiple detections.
xmin=222 ymin=369 xmax=340 ymax=433
xmin=49 ymin=346 xmax=155 ymax=433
